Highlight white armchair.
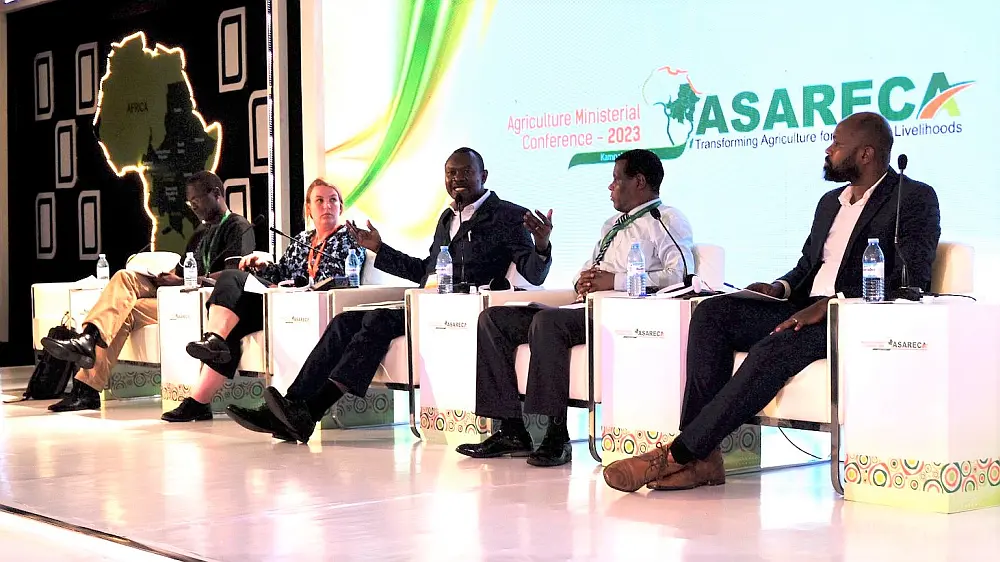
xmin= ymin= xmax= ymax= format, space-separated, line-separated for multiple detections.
xmin=692 ymin=244 xmax=725 ymax=291
xmin=31 ymin=282 xmax=160 ymax=364
xmin=738 ymin=241 xmax=975 ymax=494
xmin=509 ymin=243 xmax=727 ymax=461
xmin=157 ymin=251 xmax=412 ymax=411
xmin=266 ymin=250 xmax=412 ymax=388
xmin=511 ymin=289 xmax=597 ymax=458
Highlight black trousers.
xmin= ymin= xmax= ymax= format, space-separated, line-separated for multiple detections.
xmin=474 ymin=306 xmax=586 ymax=419
xmin=285 ymin=308 xmax=406 ymax=400
xmin=204 ymin=270 xmax=267 ymax=378
xmin=674 ymin=295 xmax=827 ymax=459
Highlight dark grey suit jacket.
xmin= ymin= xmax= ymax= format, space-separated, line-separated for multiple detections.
xmin=779 ymin=168 xmax=941 ymax=304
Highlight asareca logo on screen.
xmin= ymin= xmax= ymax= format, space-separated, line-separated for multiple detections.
xmin=567 ymin=66 xmax=974 ymax=168
xmin=691 ymin=72 xmax=972 ymax=136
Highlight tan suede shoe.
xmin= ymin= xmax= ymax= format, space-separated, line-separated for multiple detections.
xmin=602 ymin=443 xmax=684 ymax=493
xmin=646 ymin=448 xmax=725 ymax=491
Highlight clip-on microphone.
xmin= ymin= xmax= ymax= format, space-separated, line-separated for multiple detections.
xmin=649 ymin=207 xmax=699 ymax=292
xmin=891 ymin=155 xmax=922 ymax=302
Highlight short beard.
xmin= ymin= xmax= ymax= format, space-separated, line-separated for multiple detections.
xmin=823 ymin=159 xmax=859 ymax=183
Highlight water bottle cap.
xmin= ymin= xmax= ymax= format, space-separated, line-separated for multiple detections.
xmin=98 ymin=253 xmax=106 ymax=258
xmin=187 ymin=251 xmax=194 ymax=257
xmin=631 ymin=242 xmax=641 ymax=249
xmin=867 ymin=238 xmax=879 ymax=244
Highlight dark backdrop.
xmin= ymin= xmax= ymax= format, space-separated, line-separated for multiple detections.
xmin=2 ymin=0 xmax=269 ymax=365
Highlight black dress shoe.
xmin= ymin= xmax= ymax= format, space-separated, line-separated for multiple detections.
xmin=271 ymin=429 xmax=296 ymax=442
xmin=225 ymin=404 xmax=295 ymax=441
xmin=526 ymin=437 xmax=572 ymax=467
xmin=47 ymin=382 xmax=101 ymax=412
xmin=161 ymin=397 xmax=213 ymax=422
xmin=41 ymin=332 xmax=98 ymax=370
xmin=263 ymin=387 xmax=315 ymax=443
xmin=455 ymin=430 xmax=533 ymax=459
xmin=185 ymin=332 xmax=231 ymax=364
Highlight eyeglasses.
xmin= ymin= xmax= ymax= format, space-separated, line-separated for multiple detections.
xmin=186 ymin=191 xmax=214 ymax=209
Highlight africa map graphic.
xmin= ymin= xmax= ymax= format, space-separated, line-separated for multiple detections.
xmin=95 ymin=32 xmax=222 ymax=252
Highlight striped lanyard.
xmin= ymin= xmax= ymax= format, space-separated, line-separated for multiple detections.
xmin=202 ymin=210 xmax=232 ymax=272
xmin=307 ymin=233 xmax=330 ymax=284
xmin=594 ymin=203 xmax=656 ymax=264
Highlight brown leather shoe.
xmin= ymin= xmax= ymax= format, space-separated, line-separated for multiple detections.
xmin=602 ymin=443 xmax=684 ymax=492
xmin=647 ymin=448 xmax=725 ymax=491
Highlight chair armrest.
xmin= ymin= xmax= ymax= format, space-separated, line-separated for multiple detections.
xmin=404 ymin=288 xmax=436 ymax=299
xmin=490 ymin=288 xmax=579 ymax=307
xmin=329 ymin=285 xmax=411 ymax=315
xmin=32 ymin=282 xmax=80 ymax=348
xmin=404 ymin=287 xmax=480 ymax=316
xmin=585 ymin=290 xmax=618 ymax=302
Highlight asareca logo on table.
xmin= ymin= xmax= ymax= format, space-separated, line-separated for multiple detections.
xmin=433 ymin=320 xmax=468 ymax=330
xmin=615 ymin=328 xmax=665 ymax=339
xmin=887 ymin=339 xmax=928 ymax=350
xmin=568 ymin=65 xmax=974 ymax=168
xmin=862 ymin=339 xmax=928 ymax=351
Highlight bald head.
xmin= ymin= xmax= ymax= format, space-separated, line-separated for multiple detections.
xmin=843 ymin=112 xmax=893 ymax=168
xmin=824 ymin=112 xmax=894 ymax=184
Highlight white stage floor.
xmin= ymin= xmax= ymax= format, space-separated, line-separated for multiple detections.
xmin=1 ymin=366 xmax=997 ymax=561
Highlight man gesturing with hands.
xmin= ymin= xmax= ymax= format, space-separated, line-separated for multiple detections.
xmin=227 ymin=147 xmax=554 ymax=444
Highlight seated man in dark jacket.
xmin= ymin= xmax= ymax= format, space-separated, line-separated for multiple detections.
xmin=227 ymin=147 xmax=553 ymax=442
xmin=603 ymin=112 xmax=941 ymax=493
xmin=41 ymin=171 xmax=255 ymax=412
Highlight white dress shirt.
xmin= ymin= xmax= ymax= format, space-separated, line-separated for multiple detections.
xmin=448 ymin=189 xmax=492 ymax=241
xmin=574 ymin=199 xmax=695 ymax=291
xmin=806 ymin=172 xmax=887 ymax=297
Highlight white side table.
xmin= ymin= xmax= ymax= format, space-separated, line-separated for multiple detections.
xmin=414 ymin=291 xmax=490 ymax=443
xmin=157 ymin=286 xmax=207 ymax=410
xmin=840 ymin=299 xmax=1000 ymax=512
xmin=597 ymin=295 xmax=761 ymax=471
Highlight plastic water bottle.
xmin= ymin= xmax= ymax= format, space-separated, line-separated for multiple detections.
xmin=345 ymin=249 xmax=361 ymax=287
xmin=183 ymin=251 xmax=198 ymax=289
xmin=96 ymin=253 xmax=110 ymax=283
xmin=626 ymin=242 xmax=647 ymax=298
xmin=436 ymin=246 xmax=453 ymax=294
xmin=862 ymin=238 xmax=885 ymax=302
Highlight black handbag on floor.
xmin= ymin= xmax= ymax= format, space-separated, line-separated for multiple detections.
xmin=8 ymin=321 xmax=79 ymax=402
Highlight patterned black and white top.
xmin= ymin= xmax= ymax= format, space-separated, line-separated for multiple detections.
xmin=258 ymin=225 xmax=365 ymax=285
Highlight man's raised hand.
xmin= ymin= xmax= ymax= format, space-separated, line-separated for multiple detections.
xmin=346 ymin=220 xmax=383 ymax=252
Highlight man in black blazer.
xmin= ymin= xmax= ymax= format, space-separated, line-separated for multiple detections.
xmin=603 ymin=112 xmax=941 ymax=492
xmin=227 ymin=147 xmax=554 ymax=443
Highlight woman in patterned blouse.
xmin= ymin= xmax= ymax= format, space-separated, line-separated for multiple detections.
xmin=162 ymin=179 xmax=365 ymax=422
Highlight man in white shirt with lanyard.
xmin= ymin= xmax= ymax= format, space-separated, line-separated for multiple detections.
xmin=603 ymin=112 xmax=941 ymax=493
xmin=457 ymin=149 xmax=695 ymax=467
